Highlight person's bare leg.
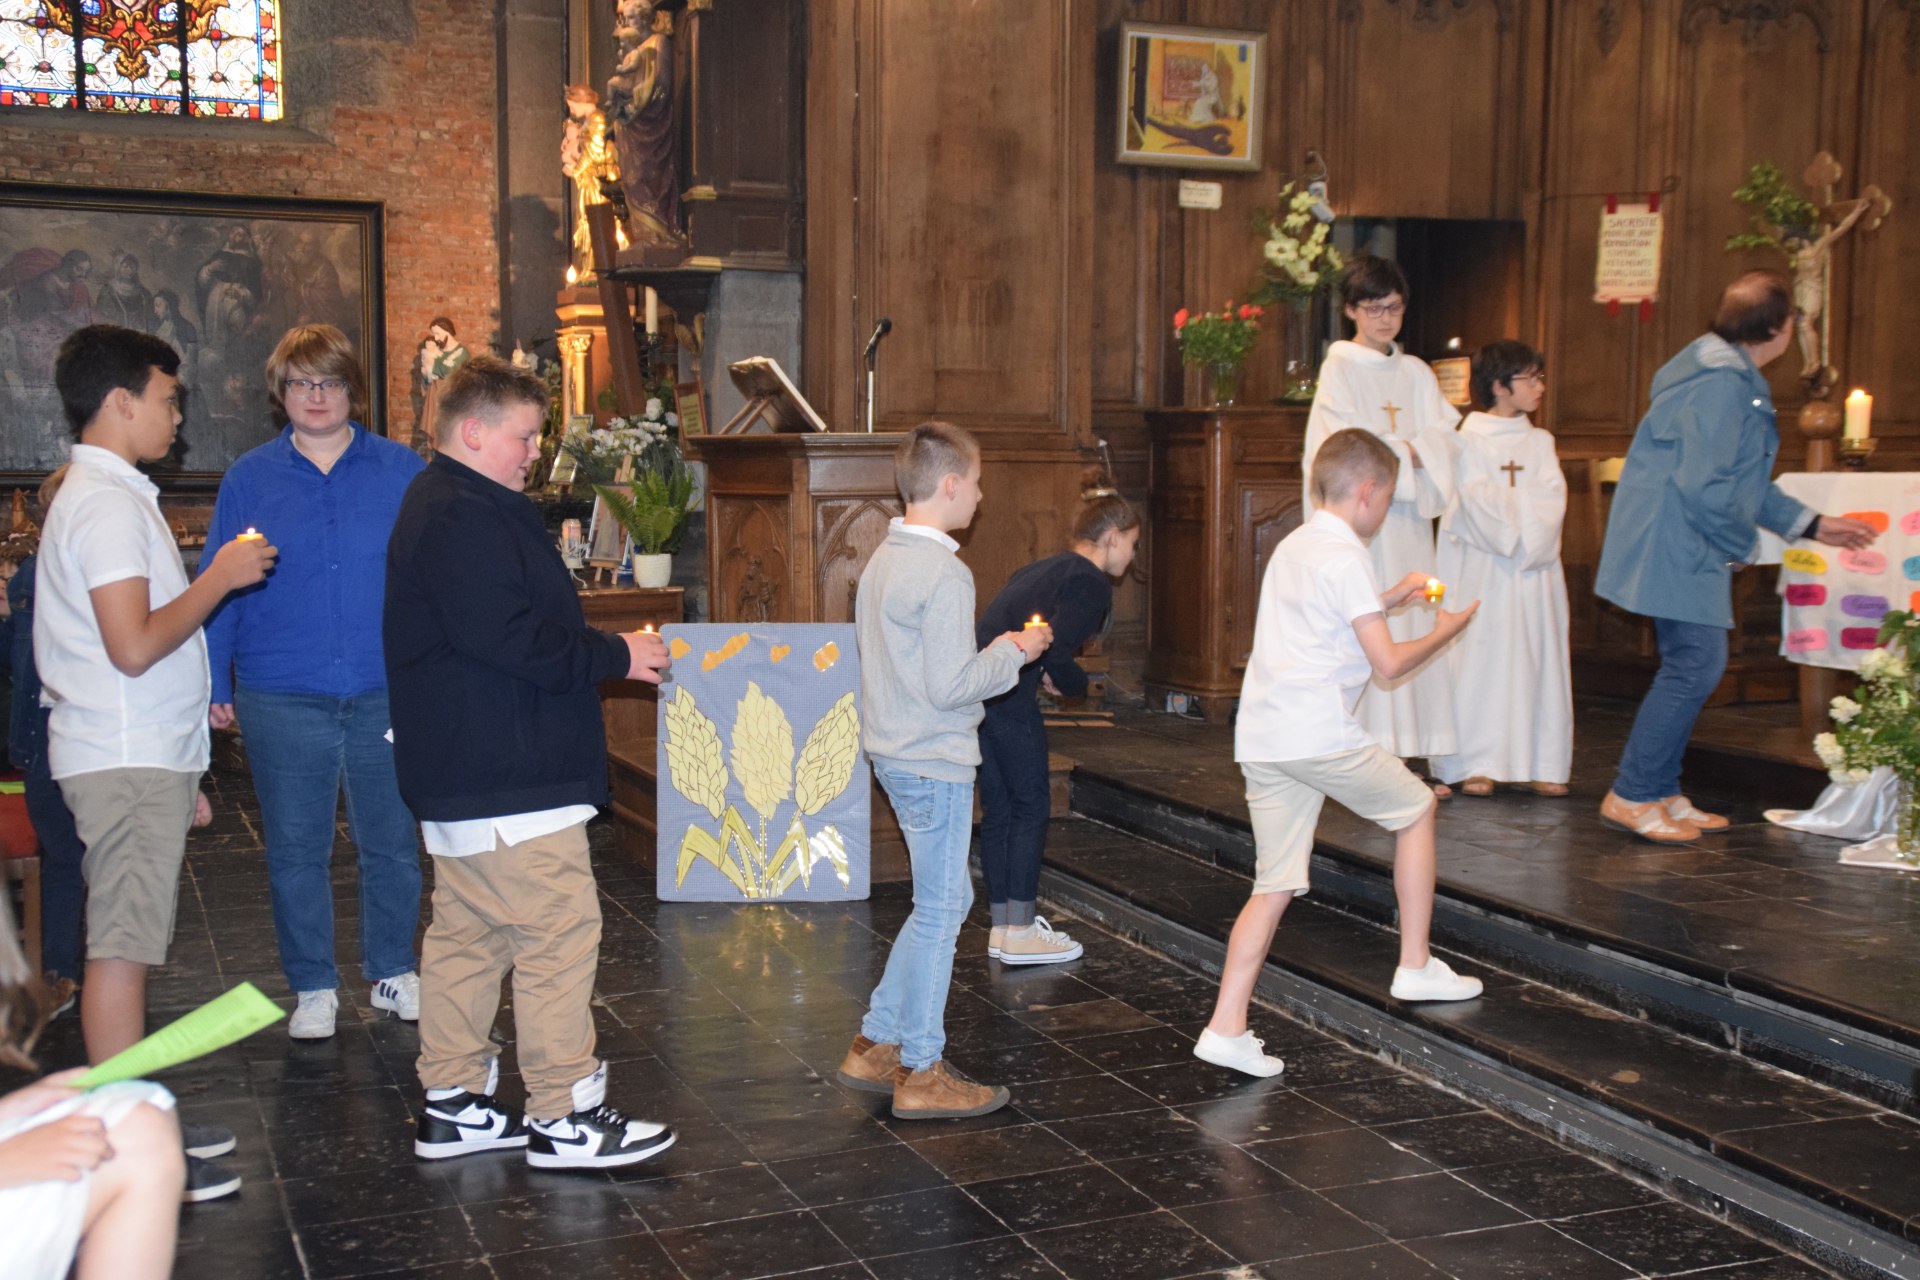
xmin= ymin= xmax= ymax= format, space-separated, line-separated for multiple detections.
xmin=1204 ymin=890 xmax=1292 ymax=1037
xmin=72 ymin=1101 xmax=183 ymax=1280
xmin=1392 ymin=804 xmax=1438 ymax=970
xmin=81 ymin=959 xmax=149 ymax=1064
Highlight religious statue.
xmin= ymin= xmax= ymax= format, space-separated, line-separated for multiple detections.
xmin=413 ymin=317 xmax=472 ymax=453
xmin=606 ymin=0 xmax=688 ymax=261
xmin=1729 ymin=154 xmax=1893 ymax=397
xmin=562 ymin=83 xmax=623 ymax=274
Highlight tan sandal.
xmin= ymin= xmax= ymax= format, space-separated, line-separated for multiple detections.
xmin=1525 ymin=781 xmax=1570 ymax=797
xmin=1461 ymin=777 xmax=1496 ymax=797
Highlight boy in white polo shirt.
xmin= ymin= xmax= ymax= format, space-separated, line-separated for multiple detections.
xmin=1193 ymin=429 xmax=1486 ymax=1079
xmin=35 ymin=325 xmax=277 ymax=1197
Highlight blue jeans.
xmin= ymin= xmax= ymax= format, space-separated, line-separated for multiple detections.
xmin=1612 ymin=618 xmax=1729 ymax=803
xmin=235 ymin=686 xmax=422 ymax=993
xmin=977 ymin=704 xmax=1049 ymax=921
xmin=861 ymin=765 xmax=974 ymax=1070
xmin=22 ymin=709 xmax=87 ymax=982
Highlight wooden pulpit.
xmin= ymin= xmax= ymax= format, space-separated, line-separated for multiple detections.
xmin=685 ymin=430 xmax=913 ymax=877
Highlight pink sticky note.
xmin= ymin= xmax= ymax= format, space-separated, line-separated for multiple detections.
xmin=1840 ymin=548 xmax=1888 ymax=575
xmin=1901 ymin=510 xmax=1920 ymax=536
xmin=1786 ymin=628 xmax=1828 ymax=653
xmin=1841 ymin=628 xmax=1882 ymax=650
xmin=1784 ymin=584 xmax=1826 ymax=607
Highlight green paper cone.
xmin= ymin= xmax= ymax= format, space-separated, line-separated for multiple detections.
xmin=75 ymin=982 xmax=286 ymax=1090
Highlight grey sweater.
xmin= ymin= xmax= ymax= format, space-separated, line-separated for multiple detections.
xmin=857 ymin=525 xmax=1024 ymax=782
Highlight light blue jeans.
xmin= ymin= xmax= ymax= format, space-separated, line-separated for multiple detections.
xmin=861 ymin=765 xmax=975 ymax=1070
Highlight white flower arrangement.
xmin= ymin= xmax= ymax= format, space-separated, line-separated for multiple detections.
xmin=1819 ymin=618 xmax=1920 ymax=789
xmin=1255 ymin=182 xmax=1344 ymax=303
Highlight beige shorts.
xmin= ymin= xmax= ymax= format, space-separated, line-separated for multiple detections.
xmin=1242 ymin=746 xmax=1434 ymax=896
xmin=60 ymin=767 xmax=200 ymax=966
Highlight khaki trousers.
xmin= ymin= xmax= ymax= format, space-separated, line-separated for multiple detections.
xmin=416 ymin=821 xmax=601 ymax=1120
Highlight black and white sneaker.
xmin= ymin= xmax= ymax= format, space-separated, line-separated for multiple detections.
xmin=524 ymin=1063 xmax=674 ymax=1170
xmin=183 ymin=1154 xmax=243 ymax=1203
xmin=181 ymin=1121 xmax=236 ymax=1159
xmin=414 ymin=1057 xmax=529 ymax=1160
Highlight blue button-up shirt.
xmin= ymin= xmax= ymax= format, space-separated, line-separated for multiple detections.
xmin=203 ymin=425 xmax=425 ymax=704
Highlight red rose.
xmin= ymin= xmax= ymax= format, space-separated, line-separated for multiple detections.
xmin=1238 ymin=305 xmax=1253 ymax=320
xmin=1173 ymin=307 xmax=1189 ymax=330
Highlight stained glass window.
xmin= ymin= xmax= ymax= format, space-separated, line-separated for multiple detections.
xmin=0 ymin=1 xmax=281 ymax=118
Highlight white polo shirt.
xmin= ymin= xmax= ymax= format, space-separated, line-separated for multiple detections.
xmin=35 ymin=444 xmax=210 ymax=780
xmin=1235 ymin=509 xmax=1388 ymax=763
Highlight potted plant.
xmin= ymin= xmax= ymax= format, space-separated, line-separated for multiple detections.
xmin=1173 ymin=301 xmax=1263 ymax=407
xmin=1814 ymin=611 xmax=1920 ymax=865
xmin=560 ymin=395 xmax=697 ymax=588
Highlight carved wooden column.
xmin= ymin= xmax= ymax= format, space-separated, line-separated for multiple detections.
xmin=1143 ymin=407 xmax=1308 ymax=722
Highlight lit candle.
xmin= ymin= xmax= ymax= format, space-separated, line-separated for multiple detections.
xmin=237 ymin=527 xmax=264 ymax=542
xmin=1844 ymin=389 xmax=1873 ymax=441
xmin=1025 ymin=613 xmax=1046 ymax=630
xmin=641 ymin=624 xmax=657 ymax=635
xmin=1423 ymin=578 xmax=1445 ymax=604
xmin=644 ymin=287 xmax=659 ymax=336
xmin=565 ymin=264 xmax=578 ymax=286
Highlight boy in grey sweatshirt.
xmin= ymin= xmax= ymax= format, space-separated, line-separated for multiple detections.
xmin=835 ymin=422 xmax=1050 ymax=1119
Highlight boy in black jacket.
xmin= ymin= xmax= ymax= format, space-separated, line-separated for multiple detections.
xmin=385 ymin=357 xmax=674 ymax=1170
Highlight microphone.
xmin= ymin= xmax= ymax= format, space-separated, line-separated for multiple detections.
xmin=864 ymin=317 xmax=892 ymax=364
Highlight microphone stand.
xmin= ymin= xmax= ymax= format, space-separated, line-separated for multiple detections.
xmin=864 ymin=349 xmax=878 ymax=434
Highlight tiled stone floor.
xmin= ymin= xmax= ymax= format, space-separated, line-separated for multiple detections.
xmin=6 ymin=752 xmax=1837 ymax=1279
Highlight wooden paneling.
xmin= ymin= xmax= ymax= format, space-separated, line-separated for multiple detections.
xmin=1847 ymin=0 xmax=1920 ymax=459
xmin=683 ymin=0 xmax=807 ymax=268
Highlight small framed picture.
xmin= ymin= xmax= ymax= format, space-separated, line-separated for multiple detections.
xmin=549 ymin=414 xmax=593 ymax=486
xmin=1117 ymin=23 xmax=1265 ymax=172
xmin=586 ymin=487 xmax=629 ymax=565
xmin=675 ymin=380 xmax=708 ymax=438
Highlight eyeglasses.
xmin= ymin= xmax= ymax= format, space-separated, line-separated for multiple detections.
xmin=285 ymin=378 xmax=348 ymax=396
xmin=1511 ymin=372 xmax=1547 ymax=384
xmin=1355 ymin=302 xmax=1407 ymax=319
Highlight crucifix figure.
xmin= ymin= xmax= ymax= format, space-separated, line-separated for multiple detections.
xmin=1500 ymin=459 xmax=1524 ymax=488
xmin=1380 ymin=400 xmax=1403 ymax=434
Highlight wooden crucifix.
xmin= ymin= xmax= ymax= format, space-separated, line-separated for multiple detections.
xmin=1500 ymin=459 xmax=1524 ymax=488
xmin=1380 ymin=401 xmax=1403 ymax=434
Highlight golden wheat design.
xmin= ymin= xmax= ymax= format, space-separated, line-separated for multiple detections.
xmin=663 ymin=686 xmax=727 ymax=820
xmin=794 ymin=691 xmax=859 ymax=816
xmin=731 ymin=681 xmax=795 ymax=822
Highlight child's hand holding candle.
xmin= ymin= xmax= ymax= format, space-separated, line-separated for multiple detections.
xmin=1025 ymin=613 xmax=1046 ymax=630
xmin=1423 ymin=578 xmax=1446 ymax=605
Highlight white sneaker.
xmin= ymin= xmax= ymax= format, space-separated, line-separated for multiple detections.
xmin=1390 ymin=956 xmax=1484 ymax=1003
xmin=371 ymin=971 xmax=421 ymax=1020
xmin=995 ymin=916 xmax=1084 ymax=966
xmin=1192 ymin=1027 xmax=1285 ymax=1077
xmin=289 ymin=989 xmax=339 ymax=1039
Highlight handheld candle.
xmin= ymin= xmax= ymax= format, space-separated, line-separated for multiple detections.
xmin=1423 ymin=578 xmax=1445 ymax=604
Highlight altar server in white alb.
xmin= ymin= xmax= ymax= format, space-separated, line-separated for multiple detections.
xmin=1303 ymin=256 xmax=1461 ymax=792
xmin=1430 ymin=341 xmax=1572 ymax=797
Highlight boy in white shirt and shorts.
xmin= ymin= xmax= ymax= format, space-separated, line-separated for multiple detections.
xmin=1193 ymin=429 xmax=1488 ymax=1079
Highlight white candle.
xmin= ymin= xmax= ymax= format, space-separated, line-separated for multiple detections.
xmin=1844 ymin=389 xmax=1873 ymax=441
xmin=644 ymin=287 xmax=659 ymax=336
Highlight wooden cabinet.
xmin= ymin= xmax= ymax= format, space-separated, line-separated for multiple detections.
xmin=578 ymin=586 xmax=685 ymax=858
xmin=1144 ymin=407 xmax=1308 ymax=721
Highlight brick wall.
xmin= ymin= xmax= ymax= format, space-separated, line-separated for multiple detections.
xmin=0 ymin=0 xmax=501 ymax=443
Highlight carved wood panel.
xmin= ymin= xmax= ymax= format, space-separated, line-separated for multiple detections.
xmin=1846 ymin=0 xmax=1920 ymax=453
xmin=712 ymin=497 xmax=791 ymax=623
xmin=814 ymin=497 xmax=902 ymax=624
xmin=1233 ymin=481 xmax=1304 ymax=667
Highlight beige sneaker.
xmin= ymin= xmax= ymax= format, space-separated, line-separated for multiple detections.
xmin=987 ymin=925 xmax=1006 ymax=958
xmin=834 ymin=1034 xmax=900 ymax=1094
xmin=1600 ymin=791 xmax=1701 ymax=845
xmin=995 ymin=916 xmax=1083 ymax=966
xmin=891 ymin=1060 xmax=1010 ymax=1119
xmin=1661 ymin=794 xmax=1729 ymax=831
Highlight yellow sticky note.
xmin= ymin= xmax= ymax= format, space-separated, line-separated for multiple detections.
xmin=813 ymin=641 xmax=840 ymax=671
xmin=1783 ymin=548 xmax=1828 ymax=574
xmin=770 ymin=644 xmax=791 ymax=663
xmin=669 ymin=637 xmax=690 ymax=660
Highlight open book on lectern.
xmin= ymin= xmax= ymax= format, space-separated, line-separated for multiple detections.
xmin=722 ymin=356 xmax=830 ymax=434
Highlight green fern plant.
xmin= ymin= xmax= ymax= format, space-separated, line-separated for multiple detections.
xmin=1727 ymin=160 xmax=1821 ymax=260
xmin=595 ymin=461 xmax=696 ymax=556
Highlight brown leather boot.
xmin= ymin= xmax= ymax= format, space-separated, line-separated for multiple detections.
xmin=834 ymin=1034 xmax=900 ymax=1094
xmin=890 ymin=1060 xmax=1010 ymax=1119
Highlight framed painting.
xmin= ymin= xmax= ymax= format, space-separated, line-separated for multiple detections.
xmin=0 ymin=182 xmax=384 ymax=488
xmin=1117 ymin=23 xmax=1265 ymax=172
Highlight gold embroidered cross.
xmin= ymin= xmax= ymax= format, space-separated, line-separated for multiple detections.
xmin=1381 ymin=401 xmax=1403 ymax=434
xmin=1501 ymin=459 xmax=1525 ymax=488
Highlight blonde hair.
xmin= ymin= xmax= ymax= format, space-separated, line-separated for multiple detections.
xmin=436 ymin=355 xmax=549 ymax=443
xmin=265 ymin=325 xmax=368 ymax=425
xmin=1311 ymin=428 xmax=1399 ymax=504
xmin=894 ymin=421 xmax=980 ymax=504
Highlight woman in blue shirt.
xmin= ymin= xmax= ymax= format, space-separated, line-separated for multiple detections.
xmin=204 ymin=325 xmax=426 ymax=1039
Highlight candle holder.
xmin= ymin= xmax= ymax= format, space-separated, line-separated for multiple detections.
xmin=1839 ymin=435 xmax=1878 ymax=468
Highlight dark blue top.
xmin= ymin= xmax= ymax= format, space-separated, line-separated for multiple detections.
xmin=5 ymin=556 xmax=37 ymax=769
xmin=203 ymin=425 xmax=425 ymax=704
xmin=976 ymin=551 xmax=1113 ymax=713
xmin=384 ymin=454 xmax=631 ymax=821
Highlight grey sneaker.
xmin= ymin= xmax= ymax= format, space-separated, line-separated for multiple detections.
xmin=181 ymin=1121 xmax=235 ymax=1159
xmin=289 ymin=989 xmax=339 ymax=1039
xmin=183 ymin=1154 xmax=242 ymax=1203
